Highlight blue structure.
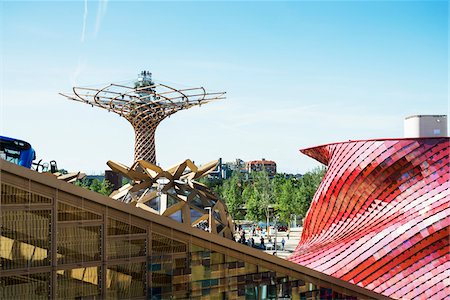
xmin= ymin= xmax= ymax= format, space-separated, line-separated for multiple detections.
xmin=0 ymin=136 xmax=35 ymax=168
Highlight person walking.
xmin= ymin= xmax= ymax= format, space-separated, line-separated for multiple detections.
xmin=281 ymin=238 xmax=286 ymax=251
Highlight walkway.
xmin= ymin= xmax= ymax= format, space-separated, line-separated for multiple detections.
xmin=234 ymin=226 xmax=303 ymax=259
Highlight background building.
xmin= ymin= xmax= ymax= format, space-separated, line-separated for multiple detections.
xmin=104 ymin=170 xmax=123 ymax=191
xmin=247 ymin=159 xmax=277 ymax=178
xmin=206 ymin=158 xmax=248 ymax=180
xmin=404 ymin=114 xmax=447 ymax=137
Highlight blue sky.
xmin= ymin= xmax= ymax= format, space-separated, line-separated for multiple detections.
xmin=1 ymin=1 xmax=448 ymax=174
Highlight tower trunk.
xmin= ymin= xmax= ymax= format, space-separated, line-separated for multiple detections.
xmin=134 ymin=122 xmax=158 ymax=164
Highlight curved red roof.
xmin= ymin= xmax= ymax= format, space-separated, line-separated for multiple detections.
xmin=290 ymin=137 xmax=449 ymax=300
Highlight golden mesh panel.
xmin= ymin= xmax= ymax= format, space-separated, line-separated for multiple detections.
xmin=56 ymin=267 xmax=100 ymax=299
xmin=106 ymin=262 xmax=146 ymax=299
xmin=151 ymin=233 xmax=173 ymax=254
xmin=149 ymin=230 xmax=190 ymax=299
xmin=107 ymin=218 xmax=146 ymax=236
xmin=148 ymin=240 xmax=313 ymax=300
xmin=0 ymin=272 xmax=50 ymax=300
xmin=57 ymin=226 xmax=101 ymax=265
xmin=107 ymin=239 xmax=146 ymax=260
xmin=57 ymin=202 xmax=101 ymax=221
xmin=172 ymin=239 xmax=187 ymax=253
xmin=174 ymin=257 xmax=188 ymax=269
xmin=151 ymin=233 xmax=187 ymax=254
xmin=211 ymin=252 xmax=225 ymax=264
xmin=1 ymin=210 xmax=51 ymax=269
xmin=1 ymin=183 xmax=51 ymax=204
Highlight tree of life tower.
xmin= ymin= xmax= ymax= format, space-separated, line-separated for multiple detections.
xmin=60 ymin=71 xmax=225 ymax=164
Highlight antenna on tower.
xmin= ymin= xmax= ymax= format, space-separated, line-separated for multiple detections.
xmin=136 ymin=70 xmax=153 ymax=85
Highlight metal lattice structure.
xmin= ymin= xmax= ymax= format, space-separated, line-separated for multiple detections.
xmin=60 ymin=71 xmax=225 ymax=164
xmin=107 ymin=158 xmax=235 ymax=239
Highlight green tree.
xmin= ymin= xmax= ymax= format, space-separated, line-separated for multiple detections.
xmin=203 ymin=166 xmax=326 ymax=226
xmin=275 ymin=179 xmax=296 ymax=225
xmin=198 ymin=176 xmax=224 ymax=196
xmin=76 ymin=178 xmax=113 ymax=196
xmin=221 ymin=172 xmax=245 ymax=219
xmin=272 ymin=173 xmax=287 ymax=200
xmin=75 ymin=178 xmax=90 ymax=189
xmin=242 ymin=183 xmax=257 ymax=220
xmin=89 ymin=179 xmax=102 ymax=193
xmin=296 ymin=166 xmax=326 ymax=218
xmin=245 ymin=171 xmax=274 ymax=231
xmin=97 ymin=179 xmax=113 ymax=196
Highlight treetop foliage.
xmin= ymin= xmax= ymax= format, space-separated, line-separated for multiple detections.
xmin=75 ymin=178 xmax=113 ymax=196
xmin=202 ymin=166 xmax=326 ymax=224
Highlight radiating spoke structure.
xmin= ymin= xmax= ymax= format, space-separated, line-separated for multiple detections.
xmin=107 ymin=158 xmax=235 ymax=239
xmin=60 ymin=71 xmax=225 ymax=164
xmin=289 ymin=137 xmax=450 ymax=300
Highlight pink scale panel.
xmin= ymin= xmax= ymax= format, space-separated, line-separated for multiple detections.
xmin=289 ymin=137 xmax=450 ymax=300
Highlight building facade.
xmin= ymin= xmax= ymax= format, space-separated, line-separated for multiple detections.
xmin=247 ymin=159 xmax=277 ymax=178
xmin=0 ymin=161 xmax=386 ymax=300
xmin=290 ymin=137 xmax=449 ymax=300
xmin=404 ymin=115 xmax=447 ymax=138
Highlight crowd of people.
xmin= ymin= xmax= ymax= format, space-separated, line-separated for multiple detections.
xmin=234 ymin=224 xmax=288 ymax=252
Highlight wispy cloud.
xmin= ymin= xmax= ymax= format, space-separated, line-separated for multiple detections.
xmin=94 ymin=0 xmax=108 ymax=37
xmin=71 ymin=59 xmax=87 ymax=87
xmin=80 ymin=0 xmax=108 ymax=42
xmin=81 ymin=0 xmax=88 ymax=43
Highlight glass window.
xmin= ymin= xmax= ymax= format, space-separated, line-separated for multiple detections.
xmin=2 ymin=148 xmax=20 ymax=165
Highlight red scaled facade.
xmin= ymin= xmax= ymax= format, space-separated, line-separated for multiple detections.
xmin=289 ymin=138 xmax=449 ymax=300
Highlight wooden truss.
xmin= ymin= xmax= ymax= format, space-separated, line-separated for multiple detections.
xmin=107 ymin=159 xmax=235 ymax=239
xmin=60 ymin=81 xmax=225 ymax=164
xmin=42 ymin=171 xmax=86 ymax=183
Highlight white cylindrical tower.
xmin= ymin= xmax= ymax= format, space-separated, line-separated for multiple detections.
xmin=404 ymin=115 xmax=448 ymax=138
